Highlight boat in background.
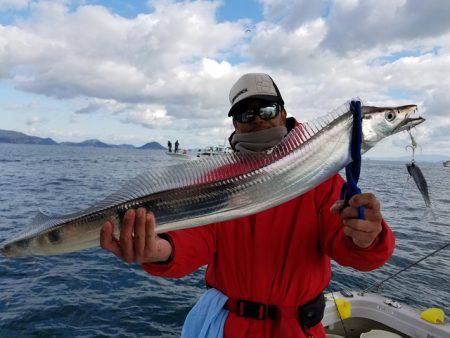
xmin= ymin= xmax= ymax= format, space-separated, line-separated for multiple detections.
xmin=443 ymin=160 xmax=450 ymax=167
xmin=323 ymin=291 xmax=448 ymax=338
xmin=165 ymin=144 xmax=232 ymax=161
xmin=196 ymin=145 xmax=232 ymax=158
xmin=165 ymin=149 xmax=192 ymax=161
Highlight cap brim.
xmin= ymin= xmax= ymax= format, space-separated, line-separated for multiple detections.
xmin=228 ymin=96 xmax=280 ymax=117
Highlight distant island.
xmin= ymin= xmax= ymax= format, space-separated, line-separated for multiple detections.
xmin=365 ymin=155 xmax=449 ymax=163
xmin=1 ymin=129 xmax=447 ymax=162
xmin=0 ymin=129 xmax=165 ymax=150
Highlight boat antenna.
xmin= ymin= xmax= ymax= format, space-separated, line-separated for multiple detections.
xmin=362 ymin=242 xmax=450 ymax=294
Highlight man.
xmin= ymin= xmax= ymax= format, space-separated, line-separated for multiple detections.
xmin=100 ymin=73 xmax=395 ymax=337
xmin=168 ymin=140 xmax=172 ymax=153
xmin=175 ymin=140 xmax=179 ymax=153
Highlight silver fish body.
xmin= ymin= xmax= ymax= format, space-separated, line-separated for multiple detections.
xmin=0 ymin=101 xmax=423 ymax=258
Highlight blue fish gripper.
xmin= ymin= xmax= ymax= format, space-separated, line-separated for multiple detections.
xmin=340 ymin=100 xmax=365 ymax=220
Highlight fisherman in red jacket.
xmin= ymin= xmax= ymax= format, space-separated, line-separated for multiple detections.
xmin=100 ymin=73 xmax=395 ymax=337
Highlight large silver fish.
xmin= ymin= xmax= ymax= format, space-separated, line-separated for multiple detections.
xmin=0 ymin=101 xmax=424 ymax=258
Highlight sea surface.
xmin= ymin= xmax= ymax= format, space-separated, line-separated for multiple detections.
xmin=0 ymin=143 xmax=449 ymax=337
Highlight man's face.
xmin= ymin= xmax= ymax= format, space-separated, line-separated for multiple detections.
xmin=232 ymin=99 xmax=287 ymax=134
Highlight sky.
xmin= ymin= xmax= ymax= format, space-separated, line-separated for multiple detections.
xmin=0 ymin=0 xmax=449 ymax=158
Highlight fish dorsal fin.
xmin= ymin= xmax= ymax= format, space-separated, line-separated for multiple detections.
xmin=30 ymin=209 xmax=77 ymax=232
xmin=66 ymin=101 xmax=353 ymax=216
xmin=272 ymin=100 xmax=352 ymax=158
xmin=32 ymin=209 xmax=53 ymax=226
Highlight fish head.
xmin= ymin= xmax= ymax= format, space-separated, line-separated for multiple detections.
xmin=361 ymin=104 xmax=425 ymax=151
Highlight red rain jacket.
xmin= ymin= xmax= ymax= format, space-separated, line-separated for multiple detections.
xmin=143 ymin=120 xmax=395 ymax=338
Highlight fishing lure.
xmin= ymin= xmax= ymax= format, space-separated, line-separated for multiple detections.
xmin=405 ymin=129 xmax=432 ymax=209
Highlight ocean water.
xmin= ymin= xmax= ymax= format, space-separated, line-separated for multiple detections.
xmin=0 ymin=143 xmax=449 ymax=337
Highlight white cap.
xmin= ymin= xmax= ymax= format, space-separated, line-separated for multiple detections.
xmin=228 ymin=73 xmax=284 ymax=116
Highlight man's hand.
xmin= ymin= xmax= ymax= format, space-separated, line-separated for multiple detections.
xmin=100 ymin=208 xmax=172 ymax=264
xmin=330 ymin=193 xmax=383 ymax=249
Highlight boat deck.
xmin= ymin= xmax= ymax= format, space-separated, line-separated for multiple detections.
xmin=323 ymin=291 xmax=449 ymax=338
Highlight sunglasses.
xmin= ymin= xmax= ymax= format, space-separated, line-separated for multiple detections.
xmin=233 ymin=103 xmax=280 ymax=123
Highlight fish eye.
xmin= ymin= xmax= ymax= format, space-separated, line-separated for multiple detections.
xmin=385 ymin=111 xmax=397 ymax=122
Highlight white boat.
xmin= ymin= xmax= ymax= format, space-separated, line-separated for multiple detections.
xmin=443 ymin=160 xmax=450 ymax=167
xmin=196 ymin=145 xmax=232 ymax=158
xmin=323 ymin=291 xmax=449 ymax=338
xmin=165 ymin=150 xmax=192 ymax=161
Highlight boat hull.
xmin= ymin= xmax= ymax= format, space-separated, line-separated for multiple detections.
xmin=323 ymin=291 xmax=449 ymax=338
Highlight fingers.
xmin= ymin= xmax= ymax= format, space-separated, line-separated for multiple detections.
xmin=100 ymin=219 xmax=122 ymax=258
xmin=342 ymin=225 xmax=378 ymax=248
xmin=349 ymin=193 xmax=381 ymax=211
xmin=340 ymin=205 xmax=382 ymax=222
xmin=134 ymin=208 xmax=147 ymax=262
xmin=120 ymin=209 xmax=136 ymax=263
xmin=343 ymin=219 xmax=381 ymax=233
xmin=343 ymin=218 xmax=382 ymax=248
xmin=336 ymin=193 xmax=383 ymax=249
xmin=101 ymin=208 xmax=160 ymax=264
xmin=144 ymin=212 xmax=157 ymax=259
xmin=331 ymin=194 xmax=382 ymax=221
xmin=330 ymin=200 xmax=345 ymax=214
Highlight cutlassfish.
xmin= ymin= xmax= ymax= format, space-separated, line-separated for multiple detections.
xmin=0 ymin=101 xmax=425 ymax=258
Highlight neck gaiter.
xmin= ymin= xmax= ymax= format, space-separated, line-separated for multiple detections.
xmin=231 ymin=126 xmax=288 ymax=154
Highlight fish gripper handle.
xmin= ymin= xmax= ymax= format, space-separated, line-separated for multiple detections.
xmin=340 ymin=100 xmax=365 ymax=220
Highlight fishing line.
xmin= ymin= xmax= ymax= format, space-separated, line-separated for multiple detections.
xmin=401 ymin=174 xmax=411 ymax=196
xmin=330 ymin=291 xmax=349 ymax=337
xmin=394 ymin=129 xmax=416 ymax=210
xmin=406 ymin=128 xmax=418 ymax=163
xmin=362 ymin=242 xmax=450 ymax=293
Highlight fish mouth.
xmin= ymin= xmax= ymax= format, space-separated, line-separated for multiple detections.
xmin=394 ymin=116 xmax=426 ymax=133
xmin=392 ymin=104 xmax=425 ymax=132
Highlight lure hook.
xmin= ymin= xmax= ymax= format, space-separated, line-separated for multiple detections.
xmin=405 ymin=128 xmax=421 ymax=163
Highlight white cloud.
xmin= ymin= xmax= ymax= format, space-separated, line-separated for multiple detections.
xmin=25 ymin=115 xmax=47 ymax=125
xmin=0 ymin=0 xmax=29 ymax=11
xmin=123 ymin=106 xmax=172 ymax=129
xmin=258 ymin=0 xmax=330 ymax=30
xmin=201 ymin=58 xmax=232 ymax=79
xmin=0 ymin=1 xmax=245 ymax=105
xmin=242 ymin=18 xmax=328 ymax=74
xmin=74 ymin=103 xmax=102 ymax=115
xmin=0 ymin=0 xmax=449 ymax=155
xmin=321 ymin=0 xmax=450 ymax=54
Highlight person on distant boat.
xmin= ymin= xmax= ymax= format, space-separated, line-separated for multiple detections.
xmin=100 ymin=73 xmax=395 ymax=338
xmin=174 ymin=140 xmax=179 ymax=153
xmin=167 ymin=140 xmax=172 ymax=153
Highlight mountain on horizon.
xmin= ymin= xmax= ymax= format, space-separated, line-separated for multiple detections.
xmin=365 ymin=154 xmax=449 ymax=163
xmin=60 ymin=139 xmax=111 ymax=148
xmin=0 ymin=129 xmax=164 ymax=150
xmin=139 ymin=141 xmax=165 ymax=150
xmin=0 ymin=129 xmax=57 ymax=145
